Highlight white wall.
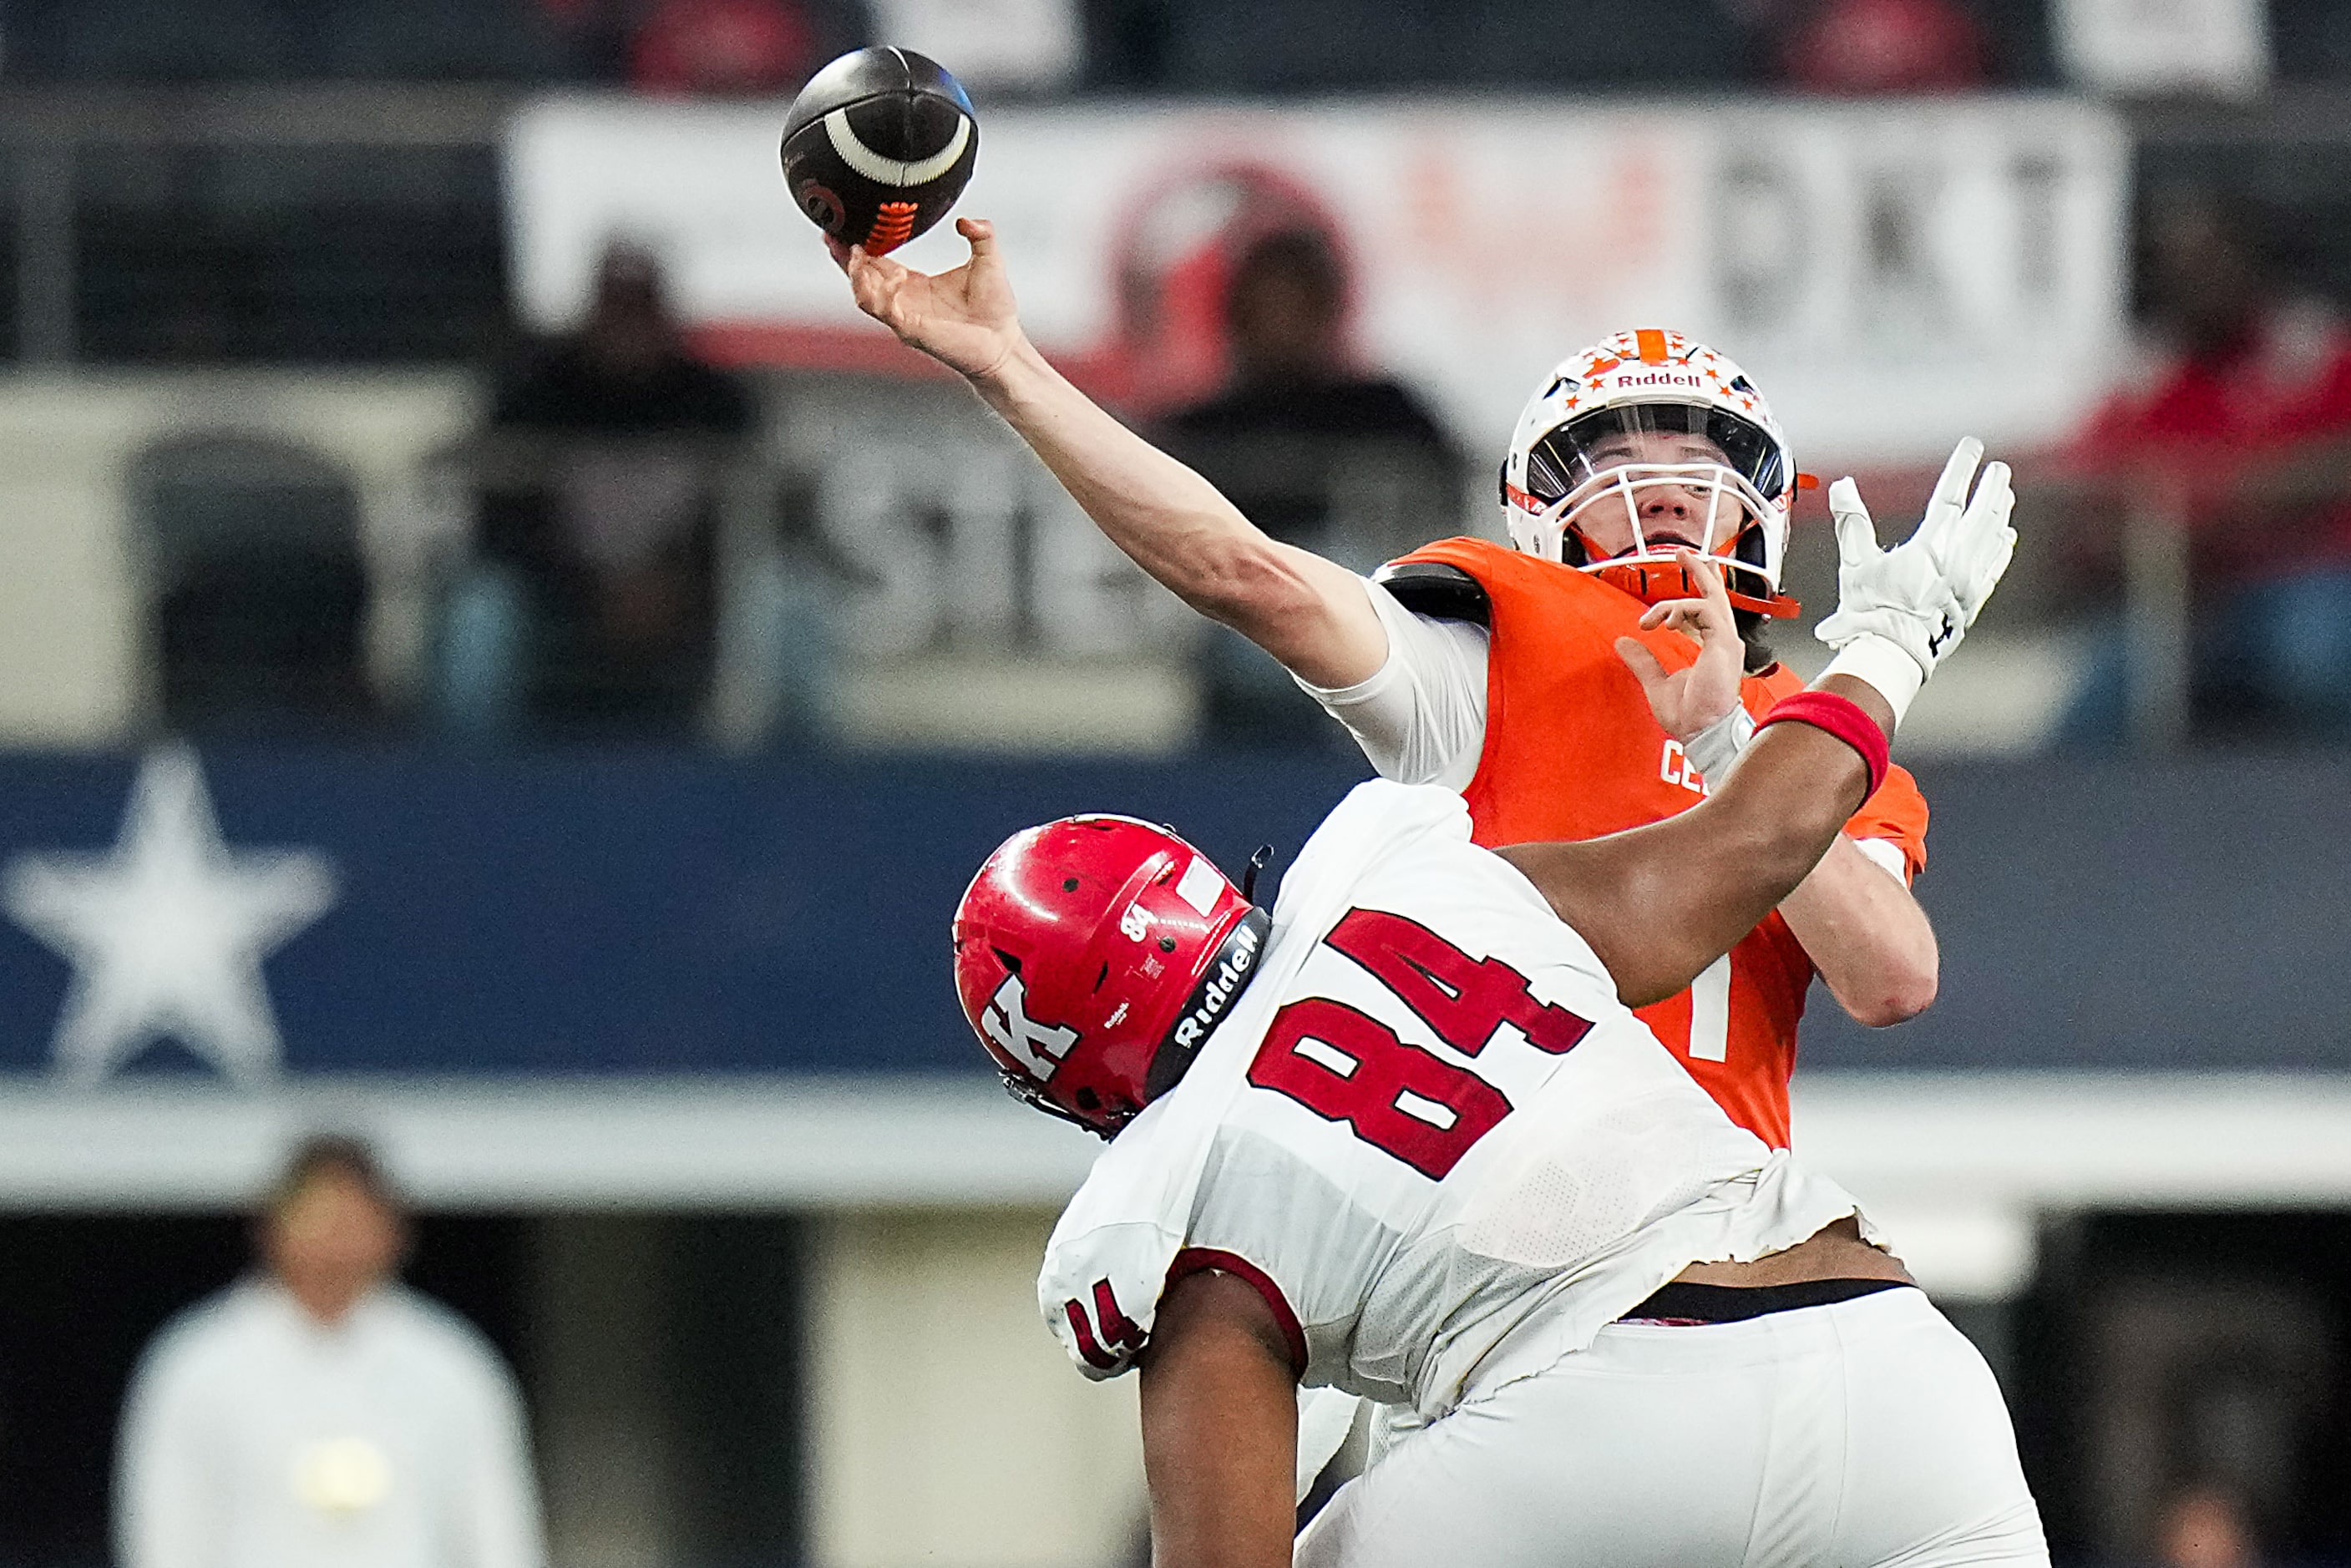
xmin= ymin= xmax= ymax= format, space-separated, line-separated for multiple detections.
xmin=807 ymin=1208 xmax=1147 ymax=1568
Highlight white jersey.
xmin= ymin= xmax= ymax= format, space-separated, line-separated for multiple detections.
xmin=116 ymin=1279 xmax=545 ymax=1568
xmin=1039 ymin=781 xmax=1868 ymax=1420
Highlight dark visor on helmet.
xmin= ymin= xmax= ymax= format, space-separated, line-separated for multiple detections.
xmin=1523 ymin=402 xmax=1788 ymax=508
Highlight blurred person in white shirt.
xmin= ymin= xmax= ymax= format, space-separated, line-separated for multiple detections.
xmin=114 ymin=1136 xmax=545 ymax=1568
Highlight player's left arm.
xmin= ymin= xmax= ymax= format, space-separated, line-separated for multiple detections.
xmin=1137 ymin=1268 xmax=1299 ymax=1568
xmin=1777 ymin=820 xmax=1938 ymax=1027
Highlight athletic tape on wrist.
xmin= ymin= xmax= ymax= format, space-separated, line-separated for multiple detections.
xmin=1756 ymin=690 xmax=1890 ymax=800
xmin=1680 ymin=704 xmax=1756 ymax=787
xmin=1819 ymin=635 xmax=1924 ymax=724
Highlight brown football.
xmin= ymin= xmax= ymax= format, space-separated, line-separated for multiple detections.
xmin=780 ymin=47 xmax=978 ymax=256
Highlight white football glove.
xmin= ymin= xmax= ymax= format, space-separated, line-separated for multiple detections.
xmin=1813 ymin=437 xmax=2017 ymax=723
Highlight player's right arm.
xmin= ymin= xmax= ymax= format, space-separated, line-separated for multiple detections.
xmin=834 ymin=219 xmax=1390 ymax=689
xmin=1137 ymin=1268 xmax=1300 ymax=1568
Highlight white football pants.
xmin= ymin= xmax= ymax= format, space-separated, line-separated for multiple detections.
xmin=1295 ymin=1287 xmax=2047 ymax=1568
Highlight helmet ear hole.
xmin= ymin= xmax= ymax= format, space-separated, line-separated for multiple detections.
xmin=1075 ymin=1087 xmax=1102 ymax=1113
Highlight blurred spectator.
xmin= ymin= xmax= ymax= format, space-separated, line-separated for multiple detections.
xmin=2155 ymin=1483 xmax=2262 ymax=1568
xmin=1160 ymin=227 xmax=1460 ymax=746
xmin=440 ymin=242 xmax=756 ymax=738
xmin=115 ymin=1136 xmax=544 ymax=1568
xmin=631 ymin=0 xmax=818 ymax=93
xmin=1776 ymin=0 xmax=1990 ymax=91
xmin=2058 ymin=190 xmax=2351 ymax=745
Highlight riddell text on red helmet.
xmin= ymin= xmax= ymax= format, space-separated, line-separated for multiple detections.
xmin=1168 ymin=918 xmax=1265 ymax=1050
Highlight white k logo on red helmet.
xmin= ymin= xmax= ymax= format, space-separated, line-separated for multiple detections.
xmin=980 ymin=973 xmax=1080 ymax=1082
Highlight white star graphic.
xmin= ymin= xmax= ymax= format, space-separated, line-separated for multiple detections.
xmin=2 ymin=744 xmax=337 ymax=1087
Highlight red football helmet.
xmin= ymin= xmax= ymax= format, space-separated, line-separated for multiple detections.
xmin=952 ymin=815 xmax=1269 ymax=1136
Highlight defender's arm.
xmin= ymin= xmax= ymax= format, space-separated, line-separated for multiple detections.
xmin=838 ymin=221 xmax=1388 ymax=688
xmin=1498 ymin=675 xmax=1892 ymax=1007
xmin=1137 ymin=1269 xmax=1299 ymax=1568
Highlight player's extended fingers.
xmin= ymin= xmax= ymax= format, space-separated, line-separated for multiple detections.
xmin=1685 ymin=549 xmax=1736 ymax=630
xmin=1614 ymin=635 xmax=1671 ymax=692
xmin=1920 ymin=436 xmax=1985 ymax=549
xmin=958 ymin=216 xmax=997 ymax=260
xmin=1966 ymin=461 xmax=2015 ymax=559
xmin=1827 ymin=477 xmax=1879 ymax=569
xmin=1962 ymin=514 xmax=2019 ymax=616
xmin=1642 ymin=599 xmax=1706 ymax=643
xmin=844 ymin=253 xmax=891 ymax=319
xmin=1948 ymin=461 xmax=2016 ymax=607
xmin=1979 ymin=527 xmax=2018 ymax=605
xmin=848 ymin=247 xmax=915 ymax=325
xmin=1969 ymin=460 xmax=2015 ymax=528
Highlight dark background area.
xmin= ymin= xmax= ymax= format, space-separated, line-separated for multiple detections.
xmin=2016 ymin=1211 xmax=2351 ymax=1563
xmin=0 ymin=1211 xmax=804 ymax=1568
xmin=0 ymin=7 xmax=2341 ymax=367
xmin=14 ymin=1206 xmax=2348 ymax=1565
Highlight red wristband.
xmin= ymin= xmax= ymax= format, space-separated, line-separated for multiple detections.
xmin=1756 ymin=690 xmax=1890 ymax=800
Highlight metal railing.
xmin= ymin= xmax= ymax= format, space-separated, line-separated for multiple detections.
xmin=0 ymin=85 xmax=514 ymax=367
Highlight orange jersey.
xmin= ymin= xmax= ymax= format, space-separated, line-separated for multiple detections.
xmin=1390 ymin=537 xmax=1930 ymax=1148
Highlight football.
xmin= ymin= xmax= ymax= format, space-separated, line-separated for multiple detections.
xmin=779 ymin=47 xmax=979 ymax=256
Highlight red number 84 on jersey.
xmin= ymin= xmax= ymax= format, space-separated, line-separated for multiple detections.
xmin=1247 ymin=908 xmax=1594 ymax=1181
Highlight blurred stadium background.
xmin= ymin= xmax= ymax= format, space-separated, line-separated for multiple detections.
xmin=0 ymin=0 xmax=2347 ymax=1564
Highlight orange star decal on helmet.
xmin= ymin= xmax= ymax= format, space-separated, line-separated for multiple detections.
xmin=1500 ymin=327 xmax=1799 ymax=620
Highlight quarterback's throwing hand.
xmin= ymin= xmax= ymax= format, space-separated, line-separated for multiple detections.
xmin=1616 ymin=550 xmax=1746 ymax=743
xmin=832 ymin=216 xmax=1022 ymax=382
xmin=1812 ymin=437 xmax=2017 ymax=722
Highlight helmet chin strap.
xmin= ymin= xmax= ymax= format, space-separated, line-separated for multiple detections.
xmin=1586 ymin=558 xmax=1801 ymax=620
xmin=995 ymin=1061 xmax=1112 ymax=1136
xmin=1240 ymin=843 xmax=1273 ymax=903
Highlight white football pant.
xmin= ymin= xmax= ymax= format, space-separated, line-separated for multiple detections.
xmin=1295 ymin=1287 xmax=2047 ymax=1568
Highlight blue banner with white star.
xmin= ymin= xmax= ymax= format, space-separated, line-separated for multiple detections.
xmin=1 ymin=745 xmax=2349 ymax=1082
xmin=0 ymin=746 xmax=1368 ymax=1080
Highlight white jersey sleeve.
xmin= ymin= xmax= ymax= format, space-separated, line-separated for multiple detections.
xmin=1295 ymin=579 xmax=1489 ymax=791
xmin=1038 ymin=781 xmax=1869 ymax=1419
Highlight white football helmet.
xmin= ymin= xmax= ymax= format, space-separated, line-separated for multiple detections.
xmin=1502 ymin=328 xmax=1801 ymax=618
